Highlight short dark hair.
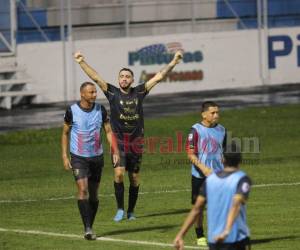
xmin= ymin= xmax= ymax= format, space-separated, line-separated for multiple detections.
xmin=223 ymin=142 xmax=242 ymax=168
xmin=201 ymin=101 xmax=219 ymax=113
xmin=119 ymin=68 xmax=134 ymax=77
xmin=80 ymin=82 xmax=95 ymax=92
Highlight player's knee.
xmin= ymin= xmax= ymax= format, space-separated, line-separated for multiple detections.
xmin=114 ymin=173 xmax=124 ymax=183
xmin=114 ymin=168 xmax=125 ymax=182
xmin=78 ymin=188 xmax=88 ymax=199
xmin=130 ymin=178 xmax=139 ymax=186
xmin=129 ymin=175 xmax=139 ymax=186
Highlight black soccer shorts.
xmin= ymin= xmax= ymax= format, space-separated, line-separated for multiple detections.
xmin=209 ymin=237 xmax=251 ymax=250
xmin=112 ymin=144 xmax=142 ymax=173
xmin=70 ymin=153 xmax=104 ymax=182
xmin=191 ymin=175 xmax=206 ymax=205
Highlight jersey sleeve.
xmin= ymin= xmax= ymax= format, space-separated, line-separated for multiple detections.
xmin=104 ymin=83 xmax=118 ymax=101
xmin=186 ymin=128 xmax=199 ymax=153
xmin=64 ymin=106 xmax=72 ymax=124
xmin=101 ymin=105 xmax=109 ymax=124
xmin=134 ymin=83 xmax=149 ymax=99
xmin=236 ymin=175 xmax=252 ymax=199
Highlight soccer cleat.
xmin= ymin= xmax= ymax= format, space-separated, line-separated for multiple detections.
xmin=197 ymin=237 xmax=208 ymax=247
xmin=127 ymin=212 xmax=136 ymax=220
xmin=84 ymin=228 xmax=97 ymax=240
xmin=113 ymin=209 xmax=124 ymax=222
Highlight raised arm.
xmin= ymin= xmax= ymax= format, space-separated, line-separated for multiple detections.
xmin=145 ymin=51 xmax=183 ymax=92
xmin=74 ymin=51 xmax=108 ymax=92
xmin=187 ymin=147 xmax=212 ymax=176
xmin=61 ymin=123 xmax=72 ymax=171
xmin=103 ymin=121 xmax=120 ymax=166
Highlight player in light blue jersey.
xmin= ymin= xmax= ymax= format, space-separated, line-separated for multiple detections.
xmin=174 ymin=142 xmax=251 ymax=250
xmin=186 ymin=101 xmax=226 ymax=247
xmin=61 ymin=82 xmax=119 ymax=240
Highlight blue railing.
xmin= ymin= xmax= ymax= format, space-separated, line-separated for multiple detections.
xmin=14 ymin=0 xmax=300 ymax=44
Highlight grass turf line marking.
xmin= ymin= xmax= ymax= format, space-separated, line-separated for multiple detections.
xmin=1 ymin=182 xmax=300 ymax=204
xmin=0 ymin=227 xmax=201 ymax=249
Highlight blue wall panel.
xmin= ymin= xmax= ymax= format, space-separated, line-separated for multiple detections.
xmin=17 ymin=28 xmax=62 ymax=43
xmin=217 ymin=0 xmax=300 ymax=18
xmin=217 ymin=0 xmax=256 ymax=18
xmin=17 ymin=9 xmax=47 ymax=29
xmin=268 ymin=0 xmax=300 ymax=16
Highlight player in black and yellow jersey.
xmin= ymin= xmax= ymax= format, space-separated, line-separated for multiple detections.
xmin=74 ymin=50 xmax=182 ymax=221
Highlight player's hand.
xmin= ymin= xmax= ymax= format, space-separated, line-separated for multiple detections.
xmin=173 ymin=235 xmax=184 ymax=250
xmin=74 ymin=51 xmax=84 ymax=63
xmin=112 ymin=153 xmax=120 ymax=167
xmin=172 ymin=50 xmax=183 ymax=65
xmin=214 ymin=230 xmax=229 ymax=243
xmin=62 ymin=156 xmax=72 ymax=171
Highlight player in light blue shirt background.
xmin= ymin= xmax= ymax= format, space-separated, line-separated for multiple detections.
xmin=186 ymin=101 xmax=226 ymax=246
xmin=174 ymin=142 xmax=251 ymax=250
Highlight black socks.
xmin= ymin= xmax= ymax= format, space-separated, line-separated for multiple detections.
xmin=78 ymin=199 xmax=92 ymax=230
xmin=127 ymin=185 xmax=139 ymax=213
xmin=195 ymin=227 xmax=204 ymax=238
xmin=114 ymin=182 xmax=140 ymax=213
xmin=89 ymin=199 xmax=99 ymax=227
xmin=114 ymin=182 xmax=124 ymax=209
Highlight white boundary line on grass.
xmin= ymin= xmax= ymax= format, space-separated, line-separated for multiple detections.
xmin=0 ymin=227 xmax=200 ymax=249
xmin=0 ymin=182 xmax=300 ymax=204
xmin=252 ymin=182 xmax=300 ymax=188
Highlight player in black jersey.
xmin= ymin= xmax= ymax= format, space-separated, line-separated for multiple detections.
xmin=74 ymin=50 xmax=182 ymax=221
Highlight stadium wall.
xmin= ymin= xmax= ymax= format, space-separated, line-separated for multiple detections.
xmin=15 ymin=27 xmax=300 ymax=103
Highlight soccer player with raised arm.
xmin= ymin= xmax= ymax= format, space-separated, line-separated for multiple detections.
xmin=74 ymin=50 xmax=182 ymax=221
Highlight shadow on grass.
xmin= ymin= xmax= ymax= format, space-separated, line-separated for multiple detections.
xmin=137 ymin=208 xmax=190 ymax=219
xmin=252 ymin=235 xmax=299 ymax=245
xmin=99 ymin=224 xmax=177 ymax=237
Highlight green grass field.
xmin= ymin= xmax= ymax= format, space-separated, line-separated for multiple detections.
xmin=0 ymin=104 xmax=300 ymax=250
